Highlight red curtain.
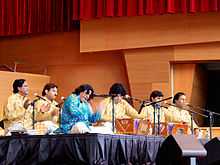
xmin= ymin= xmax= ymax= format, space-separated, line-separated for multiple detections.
xmin=72 ymin=0 xmax=220 ymax=20
xmin=0 ymin=0 xmax=73 ymax=36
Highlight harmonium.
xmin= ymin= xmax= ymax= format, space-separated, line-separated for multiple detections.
xmin=115 ymin=118 xmax=189 ymax=136
xmin=115 ymin=118 xmax=140 ymax=134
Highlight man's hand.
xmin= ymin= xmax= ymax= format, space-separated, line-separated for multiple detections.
xmin=40 ymin=103 xmax=50 ymax=113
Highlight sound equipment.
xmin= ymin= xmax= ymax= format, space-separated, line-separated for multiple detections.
xmin=156 ymin=134 xmax=207 ymax=165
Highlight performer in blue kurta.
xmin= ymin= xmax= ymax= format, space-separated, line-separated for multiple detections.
xmin=60 ymin=84 xmax=101 ymax=134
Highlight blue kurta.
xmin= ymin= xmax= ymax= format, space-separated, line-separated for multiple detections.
xmin=60 ymin=94 xmax=101 ymax=133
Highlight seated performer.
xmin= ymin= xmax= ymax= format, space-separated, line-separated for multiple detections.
xmin=99 ymin=83 xmax=144 ymax=122
xmin=4 ymin=79 xmax=32 ymax=134
xmin=34 ymin=83 xmax=59 ymax=134
xmin=60 ymin=84 xmax=101 ymax=134
xmin=167 ymin=92 xmax=198 ymax=129
xmin=140 ymin=90 xmax=168 ymax=123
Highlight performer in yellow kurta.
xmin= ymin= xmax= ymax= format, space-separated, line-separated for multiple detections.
xmin=140 ymin=90 xmax=168 ymax=123
xmin=4 ymin=79 xmax=33 ymax=134
xmin=34 ymin=83 xmax=59 ymax=134
xmin=99 ymin=83 xmax=145 ymax=122
xmin=167 ymin=92 xmax=198 ymax=129
xmin=139 ymin=90 xmax=169 ymax=135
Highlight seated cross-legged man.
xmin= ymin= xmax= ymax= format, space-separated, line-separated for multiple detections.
xmin=98 ymin=83 xmax=145 ymax=133
xmin=60 ymin=84 xmax=101 ymax=134
xmin=167 ymin=92 xmax=198 ymax=135
xmin=139 ymin=90 xmax=169 ymax=135
xmin=4 ymin=79 xmax=33 ymax=135
xmin=34 ymin=83 xmax=59 ymax=134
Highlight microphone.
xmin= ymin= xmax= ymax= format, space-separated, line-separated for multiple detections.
xmin=61 ymin=96 xmax=66 ymax=101
xmin=56 ymin=97 xmax=66 ymax=108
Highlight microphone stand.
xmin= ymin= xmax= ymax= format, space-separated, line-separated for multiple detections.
xmin=190 ymin=112 xmax=194 ymax=135
xmin=156 ymin=104 xmax=160 ymax=135
xmin=56 ymin=102 xmax=64 ymax=128
xmin=30 ymin=98 xmax=40 ymax=129
xmin=144 ymin=97 xmax=173 ymax=135
xmin=30 ymin=95 xmax=49 ymax=130
xmin=188 ymin=105 xmax=220 ymax=139
xmin=153 ymin=105 xmax=156 ymax=135
xmin=111 ymin=96 xmax=116 ymax=133
xmin=93 ymin=94 xmax=117 ymax=133
xmin=138 ymin=101 xmax=147 ymax=114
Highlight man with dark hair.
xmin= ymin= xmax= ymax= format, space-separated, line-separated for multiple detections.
xmin=34 ymin=83 xmax=59 ymax=134
xmin=4 ymin=79 xmax=32 ymax=134
xmin=167 ymin=92 xmax=198 ymax=129
xmin=60 ymin=84 xmax=101 ymax=134
xmin=140 ymin=90 xmax=167 ymax=123
xmin=99 ymin=83 xmax=144 ymax=122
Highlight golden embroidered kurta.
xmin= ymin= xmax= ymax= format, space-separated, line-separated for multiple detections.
xmin=140 ymin=105 xmax=167 ymax=123
xmin=4 ymin=93 xmax=33 ymax=131
xmin=34 ymin=97 xmax=59 ymax=125
xmin=100 ymin=97 xmax=144 ymax=121
xmin=166 ymin=106 xmax=198 ymax=128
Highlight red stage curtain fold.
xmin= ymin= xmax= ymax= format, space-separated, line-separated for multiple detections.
xmin=117 ymin=0 xmax=123 ymax=16
xmin=72 ymin=0 xmax=220 ymax=20
xmin=2 ymin=0 xmax=220 ymax=36
xmin=96 ymin=0 xmax=103 ymax=18
xmin=0 ymin=0 xmax=73 ymax=36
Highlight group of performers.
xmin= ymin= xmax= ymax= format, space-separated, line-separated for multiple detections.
xmin=2 ymin=79 xmax=199 ymax=136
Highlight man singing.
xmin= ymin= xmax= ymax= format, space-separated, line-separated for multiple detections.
xmin=4 ymin=79 xmax=32 ymax=134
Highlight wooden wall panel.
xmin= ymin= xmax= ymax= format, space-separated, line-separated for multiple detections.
xmin=124 ymin=47 xmax=174 ymax=101
xmin=152 ymin=82 xmax=171 ymax=99
xmin=173 ymin=64 xmax=208 ymax=125
xmin=174 ymin=42 xmax=220 ymax=61
xmin=191 ymin=65 xmax=208 ymax=125
xmin=173 ymin=64 xmax=195 ymax=102
xmin=47 ymin=63 xmax=129 ymax=97
xmin=0 ymin=71 xmax=50 ymax=120
xmin=81 ymin=13 xmax=220 ymax=52
xmin=0 ymin=31 xmax=129 ymax=101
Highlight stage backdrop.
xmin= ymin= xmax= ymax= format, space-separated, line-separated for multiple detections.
xmin=0 ymin=71 xmax=50 ymax=120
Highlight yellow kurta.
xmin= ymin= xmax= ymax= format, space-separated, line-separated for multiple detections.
xmin=4 ymin=93 xmax=33 ymax=131
xmin=34 ymin=97 xmax=59 ymax=125
xmin=167 ymin=106 xmax=198 ymax=128
xmin=140 ymin=105 xmax=167 ymax=123
xmin=99 ymin=97 xmax=144 ymax=121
